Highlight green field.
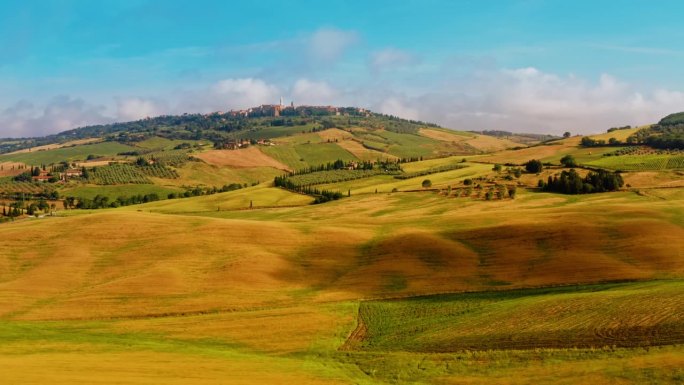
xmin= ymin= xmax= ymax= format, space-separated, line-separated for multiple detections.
xmin=261 ymin=142 xmax=357 ymax=169
xmin=0 ymin=111 xmax=683 ymax=384
xmin=0 ymin=142 xmax=138 ymax=165
xmin=240 ymin=124 xmax=318 ymax=140
xmin=134 ymin=137 xmax=208 ymax=150
xmin=587 ymin=154 xmax=684 ymax=170
xmin=126 ymin=184 xmax=313 ymax=213
xmin=261 ymin=145 xmax=310 ymax=169
xmin=294 ymin=142 xmax=358 ymax=165
xmin=0 ymin=178 xmax=54 ymax=195
xmin=61 ymin=184 xmax=182 ymax=200
xmin=172 ymin=162 xmax=282 ymax=186
xmin=318 ymin=162 xmax=490 ymax=194
xmin=347 ymin=281 xmax=684 ymax=352
xmin=380 ymin=130 xmax=442 ymax=158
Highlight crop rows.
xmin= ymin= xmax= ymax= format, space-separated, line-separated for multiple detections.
xmin=287 ymin=168 xmax=389 ymax=186
xmin=140 ymin=164 xmax=179 ymax=179
xmin=0 ymin=180 xmax=53 ymax=195
xmin=666 ymin=156 xmax=684 ymax=169
xmin=143 ymin=150 xmax=190 ymax=166
xmin=347 ymin=282 xmax=684 ymax=352
xmin=394 ymin=164 xmax=467 ymax=179
xmin=604 ymin=146 xmax=683 ymax=157
xmin=587 ymin=154 xmax=684 ymax=171
xmin=88 ymin=164 xmax=151 ymax=184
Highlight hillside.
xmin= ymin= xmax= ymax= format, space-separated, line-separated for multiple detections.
xmin=0 ymin=110 xmax=682 ymax=384
xmin=0 ymin=106 xmax=524 ymax=211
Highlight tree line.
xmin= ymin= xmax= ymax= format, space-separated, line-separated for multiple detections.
xmin=64 ymin=183 xmax=248 ymax=210
xmin=273 ymin=175 xmax=344 ymax=204
xmin=538 ymin=169 xmax=624 ymax=194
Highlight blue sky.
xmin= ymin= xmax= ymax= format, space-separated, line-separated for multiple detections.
xmin=1 ymin=0 xmax=684 ymax=137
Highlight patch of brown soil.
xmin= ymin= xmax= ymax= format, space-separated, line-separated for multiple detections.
xmin=194 ymin=147 xmax=290 ymax=170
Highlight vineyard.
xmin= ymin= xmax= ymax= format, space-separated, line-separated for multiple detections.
xmin=143 ymin=150 xmax=190 ymax=166
xmin=88 ymin=163 xmax=179 ymax=185
xmin=394 ymin=163 xmax=468 ymax=179
xmin=140 ymin=164 xmax=179 ymax=179
xmin=287 ymin=168 xmax=392 ymax=186
xmin=0 ymin=178 xmax=55 ymax=196
xmin=586 ymin=154 xmax=684 ymax=171
xmin=88 ymin=164 xmax=150 ymax=184
xmin=603 ymin=146 xmax=683 ymax=157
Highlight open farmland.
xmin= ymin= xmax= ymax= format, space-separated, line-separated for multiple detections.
xmin=0 ymin=178 xmax=53 ymax=195
xmin=0 ymin=141 xmax=138 ymax=165
xmin=0 ymin=184 xmax=682 ymax=384
xmin=194 ymin=147 xmax=290 ymax=170
xmin=345 ymin=281 xmax=684 ymax=352
xmin=587 ymin=154 xmax=684 ymax=170
xmin=170 ymin=161 xmax=282 ymax=186
xmin=2 ymin=137 xmax=102 ymax=154
xmin=62 ymin=184 xmax=182 ymax=200
xmin=419 ymin=128 xmax=523 ymax=153
xmin=0 ymin=108 xmax=682 ymax=385
xmin=0 ymin=162 xmax=29 ymax=177
xmin=5 ymin=3 xmax=684 ymax=383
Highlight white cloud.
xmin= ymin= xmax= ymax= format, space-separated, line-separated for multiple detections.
xmin=0 ymin=96 xmax=110 ymax=137
xmin=116 ymin=97 xmax=166 ymax=121
xmin=373 ymin=67 xmax=684 ymax=135
xmin=308 ymin=27 xmax=359 ymax=63
xmin=377 ymin=97 xmax=420 ymax=121
xmin=291 ymin=79 xmax=337 ymax=105
xmin=212 ymin=78 xmax=280 ymax=109
xmin=369 ymin=48 xmax=418 ymax=71
xmin=4 ymin=68 xmax=684 ymax=138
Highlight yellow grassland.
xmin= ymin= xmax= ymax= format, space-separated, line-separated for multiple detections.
xmin=194 ymin=147 xmax=291 ymax=171
xmin=4 ymin=138 xmax=102 ymax=155
xmin=419 ymin=128 xmax=521 ymax=152
xmin=0 ymin=136 xmax=682 ymax=384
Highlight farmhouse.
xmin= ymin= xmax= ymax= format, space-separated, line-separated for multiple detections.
xmin=60 ymin=168 xmax=83 ymax=181
xmin=32 ymin=170 xmax=52 ymax=182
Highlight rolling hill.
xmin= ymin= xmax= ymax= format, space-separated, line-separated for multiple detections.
xmin=0 ymin=108 xmax=682 ymax=384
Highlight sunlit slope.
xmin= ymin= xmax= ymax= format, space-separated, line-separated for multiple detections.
xmin=0 ymin=141 xmax=137 ymax=165
xmin=0 ymin=187 xmax=682 ymax=321
xmin=588 ymin=126 xmax=644 ymax=142
xmin=347 ymin=281 xmax=684 ymax=352
xmin=419 ymin=127 xmax=521 ymax=152
xmin=128 ymin=184 xmax=313 ymax=213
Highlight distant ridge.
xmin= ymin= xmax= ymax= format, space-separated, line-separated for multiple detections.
xmin=0 ymin=105 xmax=441 ymax=154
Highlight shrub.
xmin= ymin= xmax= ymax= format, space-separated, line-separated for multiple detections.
xmin=422 ymin=179 xmax=432 ymax=188
xmin=525 ymin=159 xmax=543 ymax=173
xmin=560 ymin=155 xmax=577 ymax=168
xmin=508 ymin=185 xmax=517 ymax=199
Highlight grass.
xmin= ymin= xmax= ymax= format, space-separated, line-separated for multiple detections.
xmin=0 ymin=141 xmax=137 ymax=165
xmin=586 ymin=154 xmax=684 ymax=170
xmin=317 ymin=162 xmax=491 ymax=194
xmin=168 ymin=161 xmax=283 ymax=186
xmin=127 ymin=184 xmax=313 ymax=213
xmin=240 ymin=124 xmax=318 ymax=140
xmin=261 ymin=145 xmax=310 ymax=169
xmin=294 ymin=142 xmax=358 ymax=165
xmin=0 ymin=129 xmax=683 ymax=384
xmin=588 ymin=127 xmax=643 ymax=142
xmin=261 ymin=142 xmax=358 ymax=169
xmin=347 ymin=281 xmax=684 ymax=352
xmin=61 ymin=184 xmax=182 ymax=200
xmin=376 ymin=130 xmax=441 ymax=158
xmin=134 ymin=137 xmax=208 ymax=150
